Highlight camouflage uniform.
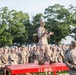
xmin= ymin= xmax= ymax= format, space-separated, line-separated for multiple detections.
xmin=9 ymin=48 xmax=19 ymax=65
xmin=0 ymin=49 xmax=3 ymax=68
xmin=57 ymin=49 xmax=64 ymax=63
xmin=35 ymin=46 xmax=40 ymax=61
xmin=38 ymin=26 xmax=51 ymax=61
xmin=64 ymin=41 xmax=76 ymax=75
xmin=50 ymin=47 xmax=57 ymax=63
xmin=1 ymin=47 xmax=9 ymax=65
xmin=29 ymin=48 xmax=35 ymax=63
xmin=20 ymin=46 xmax=29 ymax=64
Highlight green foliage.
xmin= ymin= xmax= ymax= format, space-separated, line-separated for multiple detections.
xmin=44 ymin=4 xmax=75 ymax=44
xmin=0 ymin=4 xmax=76 ymax=47
xmin=32 ymin=13 xmax=43 ymax=25
xmin=0 ymin=7 xmax=29 ymax=47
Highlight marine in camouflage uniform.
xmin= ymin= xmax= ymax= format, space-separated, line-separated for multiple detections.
xmin=49 ymin=46 xmax=58 ymax=63
xmin=37 ymin=17 xmax=54 ymax=62
xmin=20 ymin=45 xmax=29 ymax=64
xmin=0 ymin=48 xmax=3 ymax=68
xmin=29 ymin=47 xmax=35 ymax=63
xmin=57 ymin=46 xmax=64 ymax=63
xmin=64 ymin=41 xmax=76 ymax=75
xmin=1 ymin=47 xmax=9 ymax=65
xmin=8 ymin=48 xmax=19 ymax=65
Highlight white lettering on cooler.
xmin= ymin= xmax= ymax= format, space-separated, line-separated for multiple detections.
xmin=39 ymin=67 xmax=52 ymax=72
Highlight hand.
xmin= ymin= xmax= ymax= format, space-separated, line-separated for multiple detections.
xmin=49 ymin=32 xmax=54 ymax=35
xmin=44 ymin=31 xmax=48 ymax=34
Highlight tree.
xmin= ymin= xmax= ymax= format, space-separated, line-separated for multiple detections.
xmin=44 ymin=4 xmax=72 ymax=44
xmin=68 ymin=5 xmax=76 ymax=40
xmin=8 ymin=10 xmax=29 ymax=45
xmin=0 ymin=7 xmax=13 ymax=46
xmin=0 ymin=7 xmax=29 ymax=46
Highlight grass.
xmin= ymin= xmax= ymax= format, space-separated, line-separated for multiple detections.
xmin=0 ymin=70 xmax=69 ymax=75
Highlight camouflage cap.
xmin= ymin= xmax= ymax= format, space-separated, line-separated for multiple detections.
xmin=4 ymin=46 xmax=9 ymax=49
xmin=22 ymin=45 xmax=25 ymax=48
xmin=11 ymin=47 xmax=15 ymax=51
xmin=14 ymin=46 xmax=18 ymax=49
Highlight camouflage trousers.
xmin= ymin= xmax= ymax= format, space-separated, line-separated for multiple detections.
xmin=38 ymin=44 xmax=51 ymax=62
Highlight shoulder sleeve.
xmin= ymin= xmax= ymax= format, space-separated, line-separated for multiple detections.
xmin=64 ymin=51 xmax=74 ymax=69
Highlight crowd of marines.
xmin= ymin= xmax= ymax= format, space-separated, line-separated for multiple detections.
xmin=0 ymin=41 xmax=76 ymax=75
xmin=0 ymin=43 xmax=73 ymax=67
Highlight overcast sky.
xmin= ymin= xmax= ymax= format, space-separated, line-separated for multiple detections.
xmin=1 ymin=0 xmax=76 ymax=15
xmin=0 ymin=0 xmax=75 ymax=44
